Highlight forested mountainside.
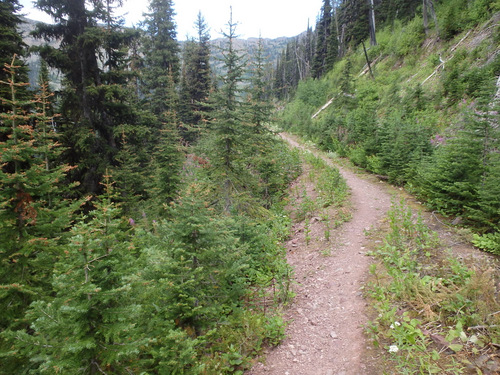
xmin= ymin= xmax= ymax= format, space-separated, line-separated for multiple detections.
xmin=0 ymin=0 xmax=499 ymax=373
xmin=279 ymin=0 xmax=500 ymax=254
xmin=19 ymin=17 xmax=291 ymax=92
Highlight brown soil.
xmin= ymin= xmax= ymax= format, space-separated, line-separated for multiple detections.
xmin=246 ymin=133 xmax=495 ymax=375
xmin=247 ymin=134 xmax=393 ymax=375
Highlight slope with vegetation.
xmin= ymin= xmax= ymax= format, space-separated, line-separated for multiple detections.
xmin=278 ymin=0 xmax=500 ymax=253
xmin=0 ymin=0 xmax=302 ymax=373
xmin=274 ymin=0 xmax=500 ymax=372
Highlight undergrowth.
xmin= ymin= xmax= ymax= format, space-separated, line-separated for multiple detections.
xmin=365 ymin=198 xmax=500 ymax=374
xmin=292 ymin=150 xmax=350 ymax=245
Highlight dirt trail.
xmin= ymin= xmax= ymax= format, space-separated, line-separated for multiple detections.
xmin=247 ymin=134 xmax=393 ymax=375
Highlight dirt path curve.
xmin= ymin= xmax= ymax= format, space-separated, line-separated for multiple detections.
xmin=247 ymin=134 xmax=393 ymax=375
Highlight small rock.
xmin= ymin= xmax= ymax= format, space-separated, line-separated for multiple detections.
xmin=330 ymin=331 xmax=338 ymax=339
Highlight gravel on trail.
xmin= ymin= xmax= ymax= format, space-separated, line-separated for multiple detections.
xmin=247 ymin=134 xmax=392 ymax=375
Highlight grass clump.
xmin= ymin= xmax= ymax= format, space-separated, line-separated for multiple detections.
xmin=365 ymin=199 xmax=500 ymax=374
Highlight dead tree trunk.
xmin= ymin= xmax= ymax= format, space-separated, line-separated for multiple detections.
xmin=368 ymin=0 xmax=377 ymax=45
xmin=423 ymin=0 xmax=439 ymax=35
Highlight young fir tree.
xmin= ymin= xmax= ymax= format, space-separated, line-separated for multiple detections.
xmin=204 ymin=8 xmax=255 ymax=213
xmin=0 ymin=57 xmax=77 ymax=373
xmin=178 ymin=12 xmax=212 ymax=142
xmin=247 ymin=37 xmax=273 ymax=135
xmin=8 ymin=177 xmax=144 ymax=374
xmin=135 ymin=192 xmax=249 ymax=372
xmin=417 ymin=119 xmax=485 ymax=216
xmin=464 ymin=103 xmax=500 ymax=231
xmin=0 ymin=0 xmax=28 ymax=113
xmin=247 ymin=38 xmax=301 ymax=206
xmin=141 ymin=0 xmax=180 ymax=119
xmin=147 ymin=71 xmax=183 ymax=214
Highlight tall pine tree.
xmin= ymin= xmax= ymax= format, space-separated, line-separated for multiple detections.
xmin=312 ymin=0 xmax=332 ymax=79
xmin=178 ymin=12 xmax=212 ymax=142
xmin=141 ymin=0 xmax=180 ymax=119
xmin=204 ymin=8 xmax=250 ymax=213
xmin=32 ymin=0 xmax=139 ymax=194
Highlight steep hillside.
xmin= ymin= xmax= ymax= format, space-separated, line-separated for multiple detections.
xmin=279 ymin=7 xmax=500 ymax=251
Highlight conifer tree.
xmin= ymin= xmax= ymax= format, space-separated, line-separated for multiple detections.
xmin=205 ymin=8 xmax=251 ymax=213
xmin=135 ymin=192 xmax=249 ymax=372
xmin=0 ymin=57 xmax=77 ymax=373
xmin=0 ymin=0 xmax=28 ymax=113
xmin=418 ymin=120 xmax=485 ymax=215
xmin=141 ymin=0 xmax=180 ymax=119
xmin=338 ymin=0 xmax=370 ymax=48
xmin=247 ymin=37 xmax=273 ymax=134
xmin=32 ymin=0 xmax=140 ymax=194
xmin=464 ymin=104 xmax=500 ymax=230
xmin=326 ymin=6 xmax=340 ymax=69
xmin=312 ymin=0 xmax=333 ymax=79
xmin=179 ymin=12 xmax=213 ymax=142
xmin=8 ymin=177 xmax=144 ymax=374
xmin=147 ymin=71 xmax=183 ymax=214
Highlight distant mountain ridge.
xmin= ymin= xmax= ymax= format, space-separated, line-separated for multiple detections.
xmin=18 ymin=17 xmax=294 ymax=89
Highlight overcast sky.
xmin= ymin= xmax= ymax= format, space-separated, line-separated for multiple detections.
xmin=18 ymin=0 xmax=323 ymax=40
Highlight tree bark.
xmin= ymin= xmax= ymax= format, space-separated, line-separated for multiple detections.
xmin=368 ymin=0 xmax=377 ymax=46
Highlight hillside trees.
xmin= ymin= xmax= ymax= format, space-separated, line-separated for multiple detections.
xmin=141 ymin=0 xmax=180 ymax=117
xmin=31 ymin=0 xmax=142 ymax=195
xmin=179 ymin=12 xmax=213 ymax=142
xmin=312 ymin=0 xmax=333 ymax=79
xmin=0 ymin=57 xmax=78 ymax=373
xmin=0 ymin=0 xmax=28 ymax=113
xmin=278 ymin=0 xmax=499 ymax=251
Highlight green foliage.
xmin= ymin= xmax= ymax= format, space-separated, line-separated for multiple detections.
xmin=279 ymin=3 xmax=499 ymax=236
xmin=4 ymin=179 xmax=142 ymax=373
xmin=141 ymin=0 xmax=180 ymax=117
xmin=0 ymin=61 xmax=79 ymax=372
xmin=131 ymin=187 xmax=293 ymax=373
xmin=439 ymin=0 xmax=497 ymax=40
xmin=31 ymin=0 xmax=142 ymax=194
xmin=366 ymin=200 xmax=500 ymax=373
xmin=0 ymin=1 xmax=28 ymax=113
xmin=377 ymin=112 xmax=433 ymax=185
xmin=472 ymin=232 xmax=500 ymax=255
xmin=178 ymin=13 xmax=213 ymax=142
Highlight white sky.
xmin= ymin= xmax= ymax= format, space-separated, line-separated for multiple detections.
xmin=18 ymin=0 xmax=323 ymax=40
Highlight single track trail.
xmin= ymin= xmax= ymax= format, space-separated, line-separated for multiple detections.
xmin=248 ymin=134 xmax=393 ymax=375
